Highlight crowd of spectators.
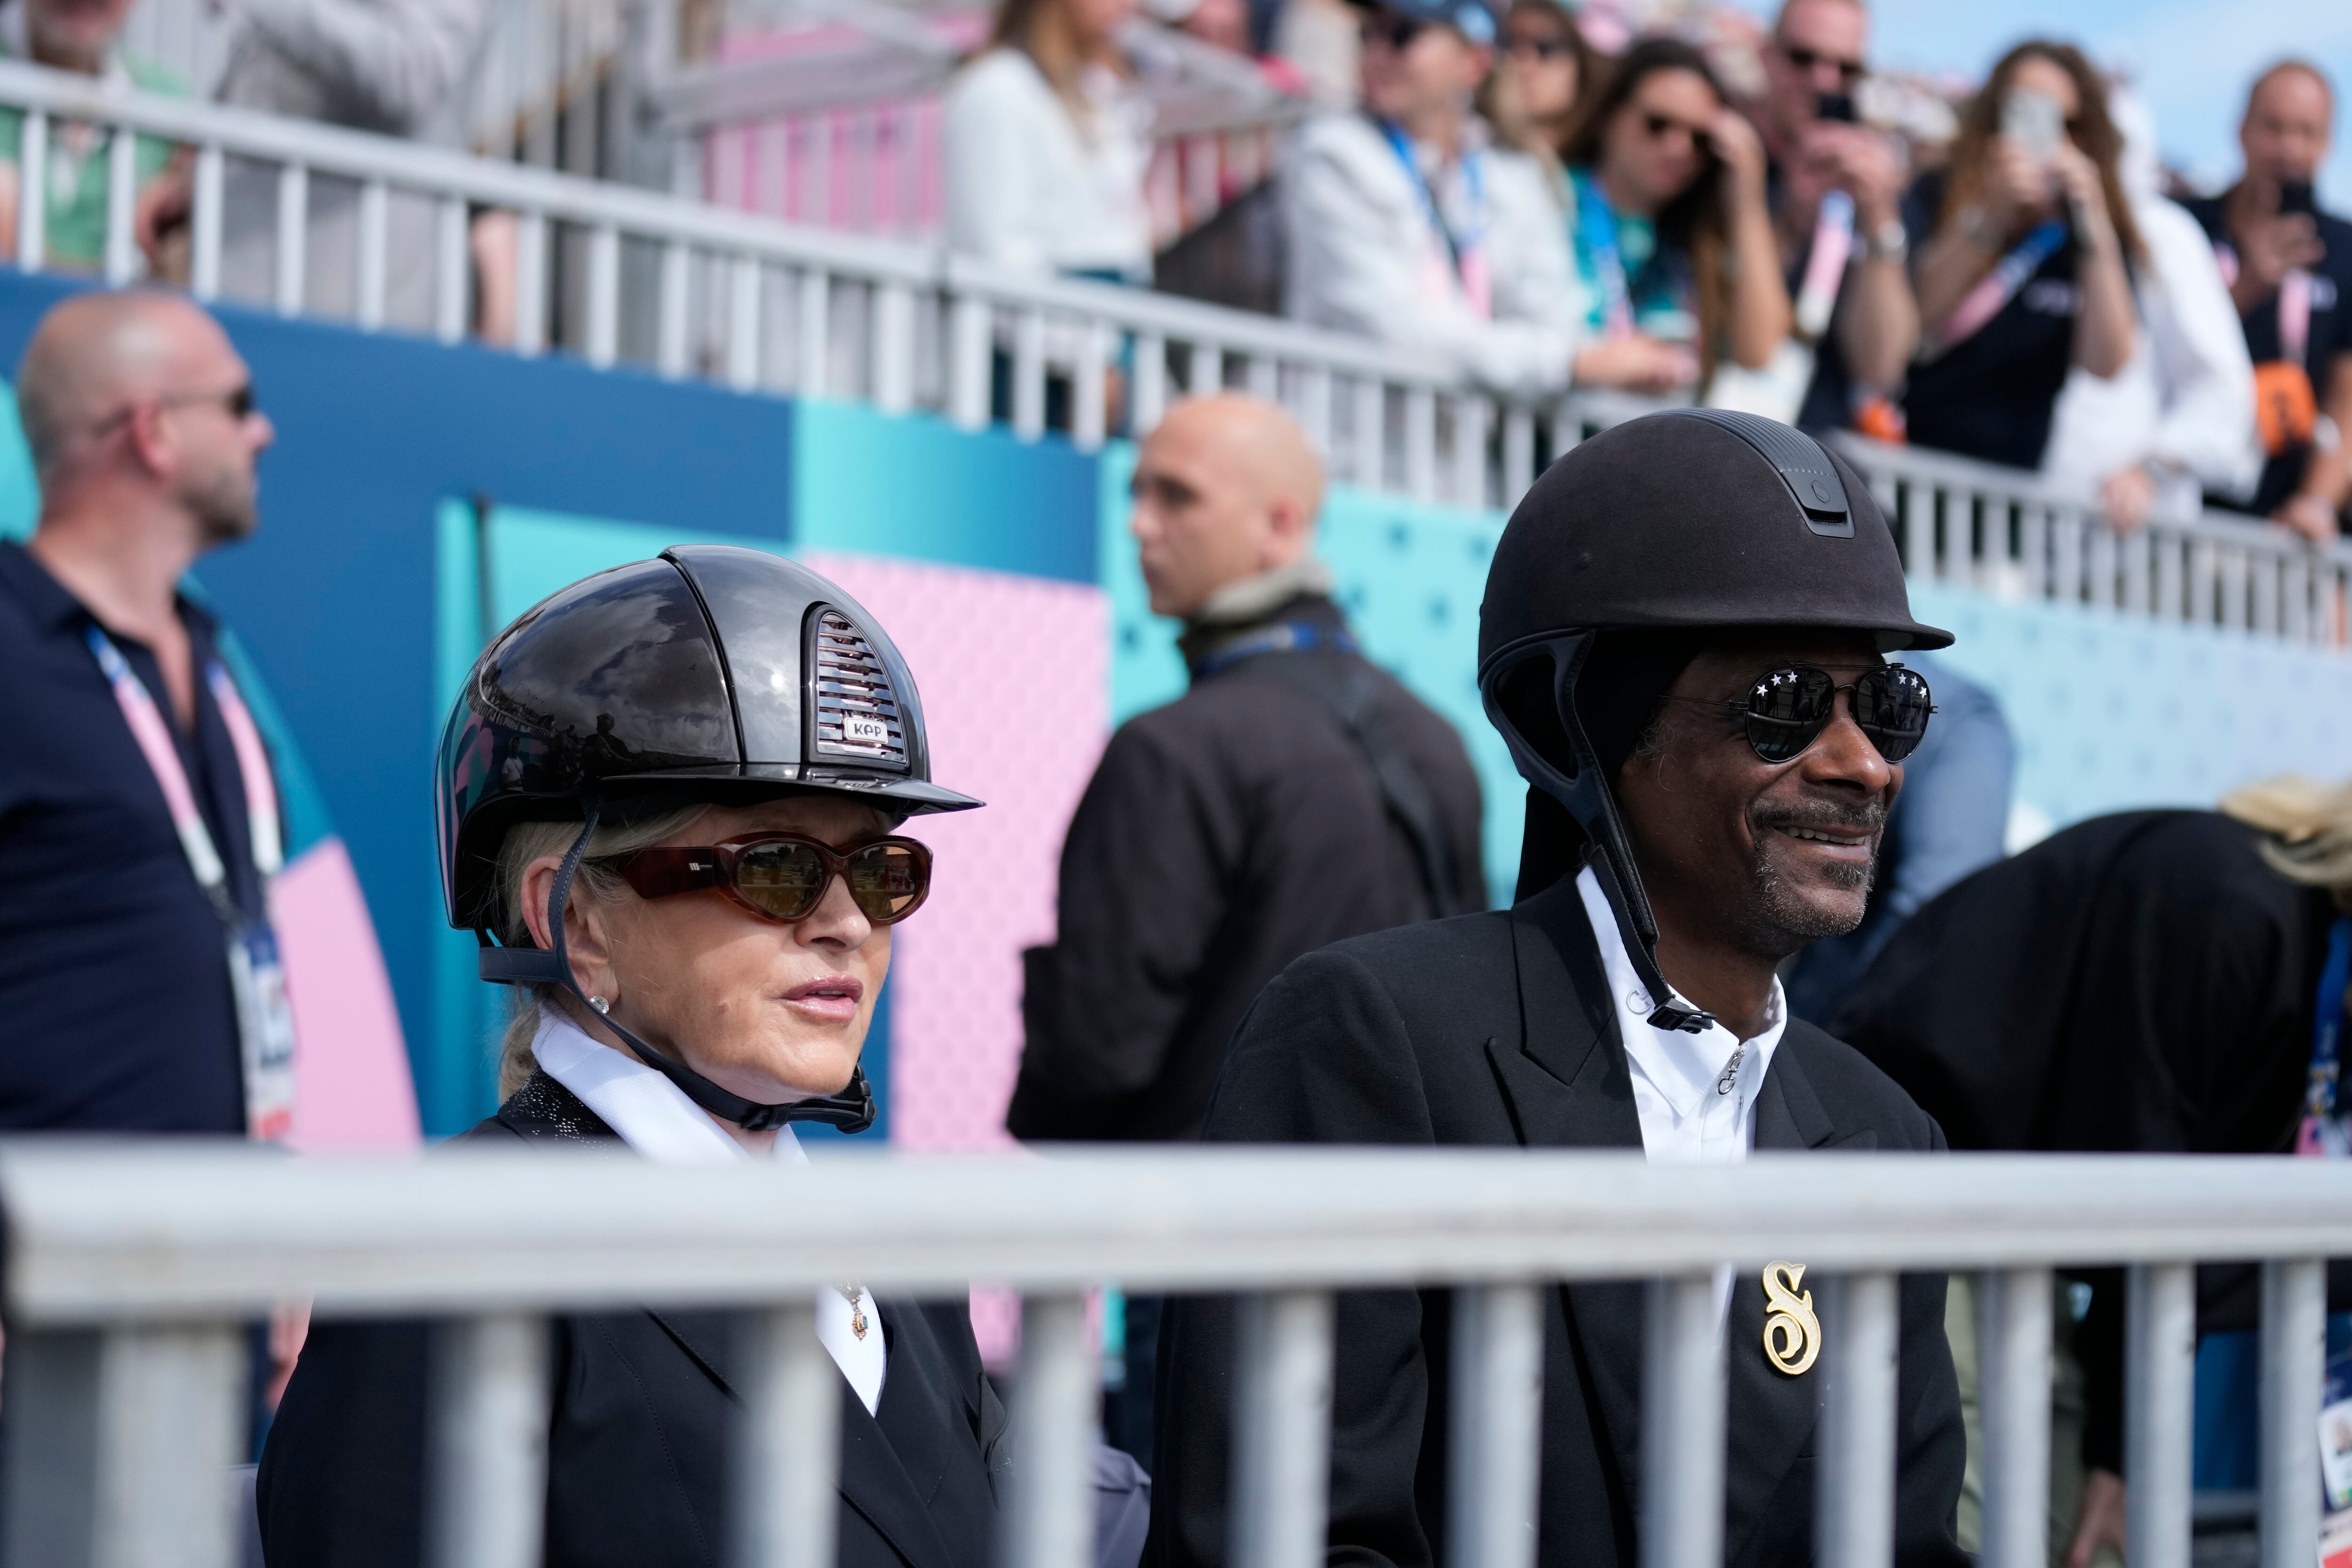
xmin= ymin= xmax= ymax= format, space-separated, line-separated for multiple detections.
xmin=935 ymin=0 xmax=2350 ymax=541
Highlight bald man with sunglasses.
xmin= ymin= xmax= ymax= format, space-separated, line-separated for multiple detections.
xmin=0 ymin=290 xmax=280 ymax=1139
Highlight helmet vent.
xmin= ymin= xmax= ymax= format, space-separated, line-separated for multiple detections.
xmin=1668 ymin=407 xmax=1855 ymax=538
xmin=810 ymin=608 xmax=908 ymax=767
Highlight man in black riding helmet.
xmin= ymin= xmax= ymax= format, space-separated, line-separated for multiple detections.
xmin=1146 ymin=409 xmax=1968 ymax=1568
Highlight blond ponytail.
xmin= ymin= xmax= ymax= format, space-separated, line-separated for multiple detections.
xmin=2218 ymin=774 xmax=2352 ymax=904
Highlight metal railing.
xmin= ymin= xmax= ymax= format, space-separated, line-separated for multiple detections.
xmin=0 ymin=1143 xmax=2345 ymax=1568
xmin=3 ymin=56 xmax=2345 ymax=648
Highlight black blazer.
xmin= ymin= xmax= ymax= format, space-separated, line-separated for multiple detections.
xmin=258 ymin=1074 xmax=1009 ymax=1568
xmin=1144 ymin=876 xmax=1967 ymax=1568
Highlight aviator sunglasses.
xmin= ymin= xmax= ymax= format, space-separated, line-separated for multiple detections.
xmin=1677 ymin=664 xmax=1934 ymax=765
xmin=597 ymin=834 xmax=933 ymax=925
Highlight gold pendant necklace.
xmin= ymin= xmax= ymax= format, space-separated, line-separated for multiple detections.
xmin=842 ymin=1285 xmax=869 ymax=1340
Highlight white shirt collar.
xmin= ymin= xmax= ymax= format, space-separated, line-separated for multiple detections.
xmin=1573 ymin=864 xmax=1786 ymax=1158
xmin=531 ymin=1006 xmax=808 ymax=1168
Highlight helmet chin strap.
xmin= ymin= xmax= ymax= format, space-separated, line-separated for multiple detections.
xmin=1480 ymin=631 xmax=1715 ymax=1035
xmin=476 ymin=797 xmax=877 ymax=1134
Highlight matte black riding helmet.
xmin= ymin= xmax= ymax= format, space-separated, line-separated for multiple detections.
xmin=1476 ymin=409 xmax=1951 ymax=1033
xmin=437 ymin=544 xmax=982 ymax=1132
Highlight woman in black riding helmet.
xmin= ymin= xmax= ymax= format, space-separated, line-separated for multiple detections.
xmin=258 ymin=546 xmax=1003 ymax=1567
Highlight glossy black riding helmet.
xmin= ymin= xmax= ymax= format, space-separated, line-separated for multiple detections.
xmin=1476 ymin=408 xmax=1952 ymax=1033
xmin=437 ymin=544 xmax=983 ymax=1132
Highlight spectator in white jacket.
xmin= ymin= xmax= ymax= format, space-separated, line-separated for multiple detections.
xmin=2042 ymin=89 xmax=2258 ymax=530
xmin=1281 ymin=0 xmax=1583 ymax=400
xmin=944 ymin=0 xmax=1156 ymax=285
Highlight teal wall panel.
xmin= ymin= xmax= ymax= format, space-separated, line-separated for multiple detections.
xmin=793 ymin=401 xmax=1099 ymax=582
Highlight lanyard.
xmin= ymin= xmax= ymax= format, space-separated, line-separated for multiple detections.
xmin=1922 ymin=218 xmax=2068 ymax=361
xmin=85 ymin=623 xmax=283 ymax=901
xmin=1378 ymin=119 xmax=1488 ymax=299
xmin=1189 ymin=620 xmax=1360 ymax=681
xmin=1574 ymin=170 xmax=1637 ymax=338
xmin=86 ymin=621 xmax=296 ymax=1141
xmin=2298 ymin=915 xmax=2352 ymax=1156
xmin=2213 ymin=242 xmax=2314 ymax=366
xmin=1792 ymin=190 xmax=1855 ymax=342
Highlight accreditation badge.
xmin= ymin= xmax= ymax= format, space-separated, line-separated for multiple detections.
xmin=227 ymin=922 xmax=299 ymax=1143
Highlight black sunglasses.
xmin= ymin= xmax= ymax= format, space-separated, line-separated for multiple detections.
xmin=90 ymin=381 xmax=259 ymax=436
xmin=1639 ymin=110 xmax=1715 ymax=150
xmin=1359 ymin=12 xmax=1429 ymax=49
xmin=1777 ymin=41 xmax=1867 ymax=85
xmin=1679 ymin=664 xmax=1934 ymax=764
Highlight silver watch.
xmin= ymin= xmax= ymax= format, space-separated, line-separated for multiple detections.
xmin=1865 ymin=217 xmax=1910 ymax=263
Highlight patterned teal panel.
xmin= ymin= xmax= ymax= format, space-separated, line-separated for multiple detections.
xmin=1912 ymin=582 xmax=2352 ymax=839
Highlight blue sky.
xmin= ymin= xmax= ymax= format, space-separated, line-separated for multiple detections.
xmin=1735 ymin=0 xmax=2352 ymax=205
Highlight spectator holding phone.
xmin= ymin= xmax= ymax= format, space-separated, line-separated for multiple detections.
xmin=1557 ymin=37 xmax=1793 ymax=394
xmin=1902 ymin=40 xmax=2141 ymax=471
xmin=1750 ymin=0 xmax=1917 ymax=431
xmin=1282 ymin=0 xmax=1587 ymax=399
xmin=2182 ymin=61 xmax=2352 ymax=544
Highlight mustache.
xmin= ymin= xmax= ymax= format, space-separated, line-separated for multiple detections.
xmin=1749 ymin=797 xmax=1889 ymax=836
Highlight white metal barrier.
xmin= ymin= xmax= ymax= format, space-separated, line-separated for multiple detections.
xmin=0 ymin=1143 xmax=2344 ymax=1568
xmin=0 ymin=56 xmax=2344 ymax=648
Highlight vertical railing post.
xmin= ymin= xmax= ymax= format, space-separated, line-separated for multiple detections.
xmin=189 ymin=143 xmax=223 ymax=300
xmin=2260 ymin=1258 xmax=2327 ymax=1568
xmin=514 ymin=212 xmax=548 ymax=358
xmin=1231 ymin=1290 xmax=1336 ymax=1568
xmin=1011 ymin=309 xmax=1046 ymax=441
xmin=1131 ymin=330 xmax=1168 ymax=437
xmin=1454 ymin=396 xmax=1494 ymax=511
xmin=657 ymin=240 xmax=691 ymax=378
xmin=2127 ymin=1263 xmax=2196 ymax=1568
xmin=1979 ymin=1267 xmax=2053 ymax=1568
xmin=434 ymin=196 xmax=470 ymax=344
xmin=273 ymin=163 xmax=308 ymax=316
xmin=92 ymin=1323 xmax=250 ymax=1568
xmin=874 ymin=280 xmax=916 ymax=417
xmin=731 ymin=1298 xmax=841 ymax=1568
xmin=584 ymin=223 xmax=620 ymax=368
xmin=1448 ymin=1283 xmax=1543 ymax=1568
xmin=1296 ymin=365 xmax=1333 ymax=457
xmin=1817 ymin=1272 xmax=1899 ymax=1568
xmin=999 ymin=1294 xmax=1095 ymax=1568
xmin=795 ymin=269 xmax=830 ymax=398
xmin=428 ymin=1313 xmax=552 ymax=1568
xmin=724 ymin=255 xmax=760 ymax=390
xmin=1404 ymin=388 xmax=1437 ymax=502
xmin=1351 ymin=379 xmax=1384 ymax=490
xmin=16 ymin=108 xmax=47 ymax=270
xmin=1642 ymin=1273 xmax=1726 ymax=1568
xmin=1072 ymin=318 xmax=1109 ymax=452
xmin=356 ymin=178 xmax=389 ymax=330
xmin=1502 ymin=407 xmax=1536 ymax=509
xmin=103 ymin=122 xmax=136 ymax=285
xmin=948 ymin=296 xmax=992 ymax=431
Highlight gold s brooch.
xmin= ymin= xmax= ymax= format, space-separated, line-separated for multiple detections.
xmin=1761 ymin=1262 xmax=1820 ymax=1376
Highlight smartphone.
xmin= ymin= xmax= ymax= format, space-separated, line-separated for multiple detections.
xmin=1816 ymin=91 xmax=1858 ymax=125
xmin=2001 ymin=88 xmax=2065 ymax=163
xmin=2280 ymin=180 xmax=2319 ymax=218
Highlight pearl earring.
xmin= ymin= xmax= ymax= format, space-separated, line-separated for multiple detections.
xmin=589 ymin=995 xmax=611 ymax=1015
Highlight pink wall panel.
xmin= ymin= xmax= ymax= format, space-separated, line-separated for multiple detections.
xmin=802 ymin=551 xmax=1110 ymax=1153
